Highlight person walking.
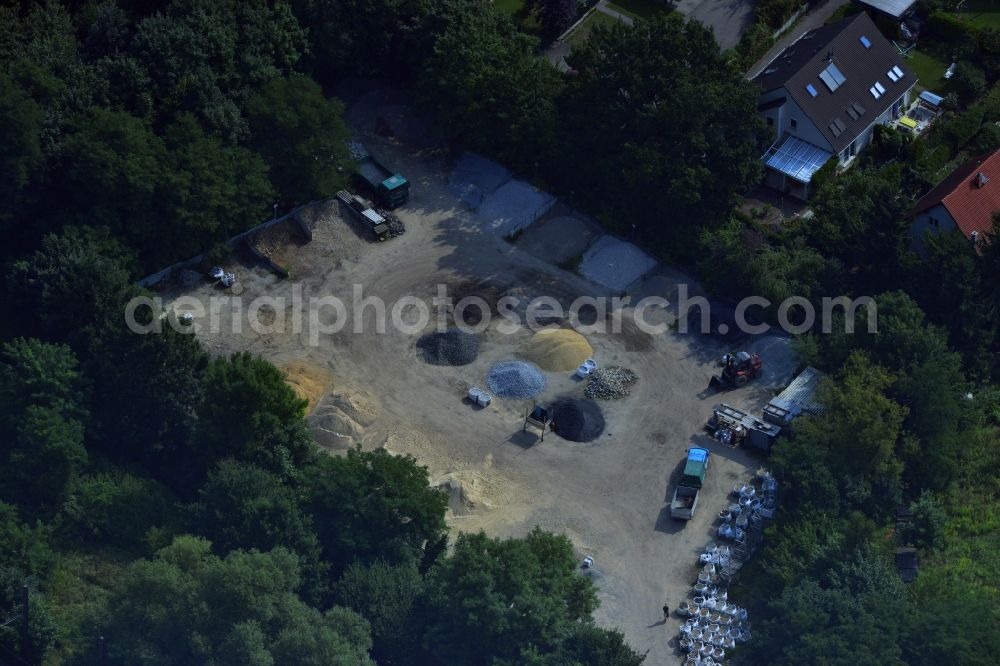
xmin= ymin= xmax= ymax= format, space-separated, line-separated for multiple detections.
xmin=662 ymin=604 xmax=670 ymax=621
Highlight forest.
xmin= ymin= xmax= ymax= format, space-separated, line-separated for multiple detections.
xmin=1 ymin=0 xmax=999 ymax=664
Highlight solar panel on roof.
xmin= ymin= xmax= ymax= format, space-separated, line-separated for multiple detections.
xmin=847 ymin=106 xmax=859 ymax=120
xmin=860 ymin=35 xmax=872 ymax=48
xmin=852 ymin=102 xmax=866 ymax=115
xmin=887 ymin=68 xmax=900 ymax=82
xmin=892 ymin=65 xmax=904 ymax=78
xmin=834 ymin=118 xmax=846 ymax=132
xmin=870 ymin=86 xmax=881 ymax=99
xmin=806 ymin=83 xmax=818 ymax=97
xmin=829 ymin=121 xmax=842 ymax=137
xmin=828 ymin=63 xmax=846 ymax=85
xmin=819 ymin=62 xmax=846 ymax=92
xmin=874 ymin=81 xmax=886 ymax=94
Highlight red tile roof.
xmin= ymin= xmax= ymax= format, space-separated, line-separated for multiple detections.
xmin=908 ymin=148 xmax=1000 ymax=240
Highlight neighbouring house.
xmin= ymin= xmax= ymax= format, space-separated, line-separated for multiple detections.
xmin=908 ymin=148 xmax=1000 ymax=252
xmin=753 ymin=12 xmax=917 ymax=199
xmin=852 ymin=0 xmax=917 ymax=21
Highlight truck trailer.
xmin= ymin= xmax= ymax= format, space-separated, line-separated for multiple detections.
xmin=354 ymin=156 xmax=409 ymax=208
xmin=670 ymin=447 xmax=710 ymax=520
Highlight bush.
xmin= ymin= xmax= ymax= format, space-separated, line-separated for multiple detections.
xmin=756 ymin=0 xmax=803 ymax=30
xmin=953 ymin=61 xmax=987 ymax=101
xmin=872 ymin=124 xmax=910 ymax=160
xmin=898 ymin=490 xmax=946 ymax=549
xmin=942 ymin=104 xmax=986 ymax=150
xmin=809 ymin=155 xmax=839 ymax=192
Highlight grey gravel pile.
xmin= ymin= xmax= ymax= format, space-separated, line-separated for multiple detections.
xmin=585 ymin=366 xmax=638 ymax=400
xmin=487 ymin=361 xmax=546 ymax=399
xmin=551 ymin=398 xmax=605 ymax=442
xmin=416 ymin=330 xmax=479 ymax=366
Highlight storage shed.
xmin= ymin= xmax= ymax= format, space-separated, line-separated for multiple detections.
xmin=711 ymin=404 xmax=782 ymax=453
xmin=764 ymin=367 xmax=826 ymax=431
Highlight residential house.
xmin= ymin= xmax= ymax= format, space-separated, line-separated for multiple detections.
xmin=753 ymin=12 xmax=917 ymax=199
xmin=853 ymin=0 xmax=917 ymax=21
xmin=908 ymin=148 xmax=1000 ymax=251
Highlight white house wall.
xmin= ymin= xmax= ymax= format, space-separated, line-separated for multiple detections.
xmin=781 ymin=92 xmax=835 ymax=153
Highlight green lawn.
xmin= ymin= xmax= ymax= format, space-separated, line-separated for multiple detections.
xmin=906 ymin=49 xmax=950 ymax=94
xmin=494 ymin=0 xmax=527 ymax=15
xmin=961 ymin=1 xmax=1000 ymax=29
xmin=605 ymin=0 xmax=673 ymax=21
xmin=567 ymin=10 xmax=621 ymax=47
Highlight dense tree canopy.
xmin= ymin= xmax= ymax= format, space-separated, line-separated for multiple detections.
xmin=246 ymin=75 xmax=352 ymax=206
xmin=196 ymin=352 xmax=315 ymax=479
xmin=304 ymin=448 xmax=448 ymax=572
xmin=558 ymin=15 xmax=766 ymax=255
xmin=420 ymin=528 xmax=608 ymax=664
xmin=418 ymin=3 xmax=561 ymax=175
xmin=93 ymin=536 xmax=374 ymax=665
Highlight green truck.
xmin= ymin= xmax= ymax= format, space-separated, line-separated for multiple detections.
xmin=670 ymin=447 xmax=710 ymax=520
xmin=354 ymin=155 xmax=409 ymax=209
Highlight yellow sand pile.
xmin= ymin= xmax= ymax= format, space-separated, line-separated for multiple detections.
xmin=523 ymin=328 xmax=593 ymax=372
xmin=280 ymin=362 xmax=333 ymax=413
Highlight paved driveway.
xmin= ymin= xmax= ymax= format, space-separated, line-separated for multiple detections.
xmin=675 ymin=0 xmax=755 ymax=49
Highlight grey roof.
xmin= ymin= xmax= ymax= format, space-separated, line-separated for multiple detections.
xmin=764 ymin=367 xmax=826 ymax=424
xmin=753 ymin=12 xmax=916 ymax=153
xmin=854 ymin=0 xmax=916 ymax=19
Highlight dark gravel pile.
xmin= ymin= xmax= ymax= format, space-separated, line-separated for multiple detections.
xmin=551 ymin=398 xmax=606 ymax=442
xmin=416 ymin=330 xmax=480 ymax=366
xmin=487 ymin=361 xmax=546 ymax=399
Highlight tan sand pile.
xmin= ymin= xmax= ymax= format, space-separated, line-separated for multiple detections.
xmin=280 ymin=362 xmax=333 ymax=412
xmin=308 ymin=385 xmax=380 ymax=451
xmin=522 ymin=328 xmax=593 ymax=372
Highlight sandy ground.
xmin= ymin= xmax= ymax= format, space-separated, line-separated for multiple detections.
xmin=159 ymin=108 xmax=798 ymax=663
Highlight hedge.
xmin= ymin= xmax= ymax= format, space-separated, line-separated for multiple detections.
xmin=926 ymin=12 xmax=980 ymax=43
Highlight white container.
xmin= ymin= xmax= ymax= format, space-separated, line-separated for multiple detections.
xmin=477 ymin=392 xmax=492 ymax=407
xmin=468 ymin=387 xmax=483 ymax=401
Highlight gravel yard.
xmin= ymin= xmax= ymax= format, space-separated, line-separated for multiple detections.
xmin=159 ymin=91 xmax=799 ymax=664
xmin=580 ymin=234 xmax=659 ymax=291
